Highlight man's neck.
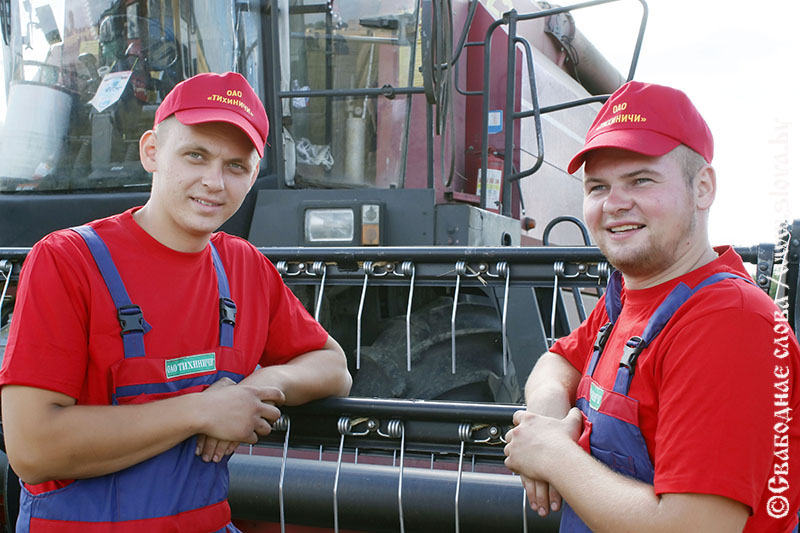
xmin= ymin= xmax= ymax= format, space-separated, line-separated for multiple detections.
xmin=132 ymin=204 xmax=211 ymax=253
xmin=623 ymin=244 xmax=719 ymax=290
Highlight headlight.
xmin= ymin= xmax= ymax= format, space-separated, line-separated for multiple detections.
xmin=304 ymin=208 xmax=355 ymax=242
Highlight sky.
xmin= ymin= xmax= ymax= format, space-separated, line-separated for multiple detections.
xmin=571 ymin=0 xmax=800 ymax=247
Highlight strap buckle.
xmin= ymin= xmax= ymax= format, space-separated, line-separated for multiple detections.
xmin=219 ymin=297 xmax=237 ymax=327
xmin=593 ymin=322 xmax=613 ymax=353
xmin=620 ymin=336 xmax=645 ymax=371
xmin=117 ymin=305 xmax=144 ymax=335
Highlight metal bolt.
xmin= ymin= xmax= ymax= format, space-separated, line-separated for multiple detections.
xmin=758 ymin=276 xmax=768 ymax=286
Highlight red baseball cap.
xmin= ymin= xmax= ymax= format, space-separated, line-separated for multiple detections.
xmin=154 ymin=72 xmax=269 ymax=158
xmin=567 ymin=81 xmax=713 ymax=174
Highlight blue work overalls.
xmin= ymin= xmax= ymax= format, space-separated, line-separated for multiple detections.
xmin=17 ymin=226 xmax=244 ymax=532
xmin=560 ymin=269 xmax=753 ymax=532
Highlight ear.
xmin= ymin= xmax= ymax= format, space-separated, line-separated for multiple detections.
xmin=694 ymin=164 xmax=716 ymax=211
xmin=139 ymin=130 xmax=158 ymax=173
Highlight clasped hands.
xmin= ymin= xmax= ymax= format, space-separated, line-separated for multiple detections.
xmin=195 ymin=376 xmax=284 ymax=463
xmin=504 ymin=407 xmax=583 ymax=516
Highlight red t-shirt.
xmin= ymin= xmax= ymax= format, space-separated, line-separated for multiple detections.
xmin=1 ymin=207 xmax=329 ymax=405
xmin=551 ymin=246 xmax=800 ymax=532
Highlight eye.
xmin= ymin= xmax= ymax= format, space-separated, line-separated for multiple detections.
xmin=634 ymin=177 xmax=652 ymax=185
xmin=586 ymin=184 xmax=607 ymax=194
xmin=227 ymin=162 xmax=251 ymax=175
xmin=186 ymin=152 xmax=204 ymax=161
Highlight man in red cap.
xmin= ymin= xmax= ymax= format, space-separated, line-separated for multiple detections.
xmin=504 ymin=81 xmax=800 ymax=532
xmin=0 ymin=72 xmax=352 ymax=531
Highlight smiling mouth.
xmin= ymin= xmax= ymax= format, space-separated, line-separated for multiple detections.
xmin=193 ymin=198 xmax=222 ymax=207
xmin=609 ymin=224 xmax=645 ymax=233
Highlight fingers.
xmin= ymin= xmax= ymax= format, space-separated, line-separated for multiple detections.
xmin=533 ymin=479 xmax=551 ymax=517
xmin=197 ymin=435 xmax=237 ymax=463
xmin=258 ymin=401 xmax=282 ymax=426
xmin=549 ymin=484 xmax=563 ymax=512
xmin=257 ymin=386 xmax=286 ymax=406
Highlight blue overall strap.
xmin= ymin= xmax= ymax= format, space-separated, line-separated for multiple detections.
xmin=585 ymin=322 xmax=613 ymax=377
xmin=604 ymin=269 xmax=623 ymax=323
xmin=71 ymin=225 xmax=148 ymax=358
xmin=614 ymin=272 xmax=755 ymax=393
xmin=585 ymin=269 xmax=622 ymax=377
xmin=209 ymin=242 xmax=236 ymax=348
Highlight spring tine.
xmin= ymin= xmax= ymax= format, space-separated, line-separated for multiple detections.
xmin=0 ymin=262 xmax=12 ymax=324
xmin=333 ymin=432 xmax=344 ymax=533
xmin=396 ymin=421 xmax=406 ymax=533
xmin=549 ymin=262 xmax=563 ymax=348
xmin=333 ymin=417 xmax=351 ymax=533
xmin=404 ymin=262 xmax=415 ymax=372
xmin=313 ymin=261 xmax=327 ymax=322
xmin=452 ymin=261 xmax=466 ymax=374
xmin=455 ymin=422 xmax=471 ymax=533
xmin=522 ymin=486 xmax=529 ymax=533
xmin=356 ymin=262 xmax=372 ymax=370
xmin=498 ymin=262 xmax=510 ymax=376
xmin=455 ymin=439 xmax=465 ymax=533
xmin=277 ymin=416 xmax=291 ymax=533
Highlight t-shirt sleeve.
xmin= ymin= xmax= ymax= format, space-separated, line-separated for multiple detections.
xmin=260 ymin=258 xmax=329 ymax=366
xmin=0 ymin=234 xmax=91 ymax=398
xmin=550 ymin=294 xmax=610 ymax=373
xmin=652 ymin=307 xmax=776 ymax=511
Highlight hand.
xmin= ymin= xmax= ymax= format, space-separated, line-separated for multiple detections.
xmin=504 ymin=408 xmax=583 ymax=514
xmin=520 ymin=473 xmax=563 ymax=518
xmin=195 ymin=377 xmax=285 ymax=463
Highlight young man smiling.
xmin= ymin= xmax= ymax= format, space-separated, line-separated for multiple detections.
xmin=503 ymin=81 xmax=800 ymax=532
xmin=0 ymin=72 xmax=352 ymax=532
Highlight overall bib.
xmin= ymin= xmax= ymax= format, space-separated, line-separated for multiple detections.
xmin=17 ymin=226 xmax=245 ymax=533
xmin=560 ymin=269 xmax=754 ymax=532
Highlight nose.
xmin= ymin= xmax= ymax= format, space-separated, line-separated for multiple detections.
xmin=201 ymin=162 xmax=225 ymax=192
xmin=602 ymin=185 xmax=633 ymax=214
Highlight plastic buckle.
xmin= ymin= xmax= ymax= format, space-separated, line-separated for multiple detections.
xmin=219 ymin=297 xmax=237 ymax=326
xmin=593 ymin=322 xmax=613 ymax=353
xmin=620 ymin=336 xmax=645 ymax=371
xmin=117 ymin=305 xmax=144 ymax=335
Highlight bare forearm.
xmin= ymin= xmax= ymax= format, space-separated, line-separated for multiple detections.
xmin=3 ymin=390 xmax=202 ymax=484
xmin=244 ymin=337 xmax=352 ymax=405
xmin=547 ymin=441 xmax=663 ymax=532
xmin=524 ymin=351 xmax=580 ymax=416
xmin=525 ymin=435 xmax=747 ymax=532
xmin=3 ymin=382 xmax=280 ymax=485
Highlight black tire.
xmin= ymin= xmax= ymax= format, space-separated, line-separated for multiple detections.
xmin=351 ymin=297 xmax=521 ymax=403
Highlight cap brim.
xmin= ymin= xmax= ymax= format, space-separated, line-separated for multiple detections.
xmin=567 ymin=129 xmax=681 ymax=174
xmin=175 ymin=108 xmax=265 ymax=158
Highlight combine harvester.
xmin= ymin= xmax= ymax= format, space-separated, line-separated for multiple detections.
xmin=1 ymin=0 xmax=796 ymax=530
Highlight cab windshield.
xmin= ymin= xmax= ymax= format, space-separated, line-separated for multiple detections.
xmin=0 ymin=0 xmax=265 ymax=192
xmin=0 ymin=0 xmax=421 ymax=193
